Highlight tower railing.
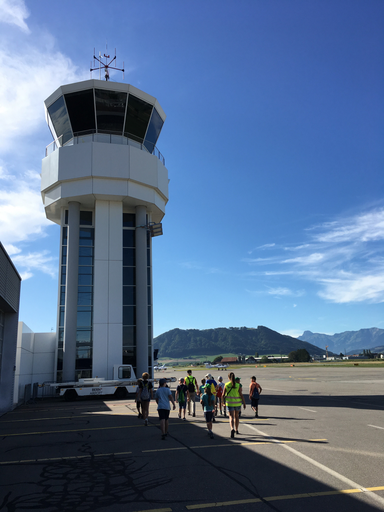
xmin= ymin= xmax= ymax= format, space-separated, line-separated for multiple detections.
xmin=45 ymin=131 xmax=165 ymax=166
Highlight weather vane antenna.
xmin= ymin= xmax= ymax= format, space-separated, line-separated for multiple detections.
xmin=90 ymin=47 xmax=124 ymax=81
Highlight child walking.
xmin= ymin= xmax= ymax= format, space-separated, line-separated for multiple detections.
xmin=175 ymin=377 xmax=189 ymax=420
xmin=201 ymin=383 xmax=215 ymax=439
xmin=249 ymin=376 xmax=262 ymax=417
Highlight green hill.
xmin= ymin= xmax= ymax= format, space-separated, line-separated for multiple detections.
xmin=153 ymin=326 xmax=328 ymax=358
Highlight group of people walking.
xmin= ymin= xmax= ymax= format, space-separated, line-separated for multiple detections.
xmin=135 ymin=370 xmax=262 ymax=440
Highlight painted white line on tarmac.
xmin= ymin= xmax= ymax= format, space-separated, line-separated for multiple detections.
xmin=368 ymin=424 xmax=384 ymax=431
xmin=244 ymin=423 xmax=384 ymax=508
xmin=299 ymin=407 xmax=317 ymax=413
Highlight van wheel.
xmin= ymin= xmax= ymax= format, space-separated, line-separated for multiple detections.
xmin=63 ymin=389 xmax=78 ymax=401
xmin=114 ymin=387 xmax=128 ymax=399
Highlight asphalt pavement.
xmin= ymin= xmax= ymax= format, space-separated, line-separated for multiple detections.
xmin=0 ymin=366 xmax=383 ymax=511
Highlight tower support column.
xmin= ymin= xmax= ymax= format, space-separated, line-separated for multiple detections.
xmin=63 ymin=201 xmax=80 ymax=381
xmin=135 ymin=205 xmax=148 ymax=376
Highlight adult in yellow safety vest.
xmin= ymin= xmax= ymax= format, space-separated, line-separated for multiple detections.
xmin=222 ymin=372 xmax=246 ymax=438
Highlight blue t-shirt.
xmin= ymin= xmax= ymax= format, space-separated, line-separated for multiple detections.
xmin=201 ymin=392 xmax=215 ymax=412
xmin=156 ymin=386 xmax=172 ymax=410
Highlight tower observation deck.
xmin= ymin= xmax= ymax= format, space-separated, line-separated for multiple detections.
xmin=41 ymin=79 xmax=169 ymax=382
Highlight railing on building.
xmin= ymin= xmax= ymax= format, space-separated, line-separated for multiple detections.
xmin=45 ymin=131 xmax=165 ymax=166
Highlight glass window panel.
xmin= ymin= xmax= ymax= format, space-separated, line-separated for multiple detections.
xmin=79 ymin=228 xmax=94 ymax=245
xmin=123 ymin=267 xmax=135 ymax=285
xmin=77 ymin=308 xmax=92 ymax=327
xmin=65 ymin=210 xmax=68 ymax=224
xmin=147 ymin=267 xmax=151 ymax=286
xmin=76 ymin=329 xmax=92 ymax=343
xmin=60 ymin=286 xmax=65 ymax=306
xmin=123 ymin=248 xmax=135 ymax=266
xmin=78 ymin=274 xmax=93 ymax=286
xmin=147 ymin=248 xmax=150 ymax=266
xmin=76 ymin=355 xmax=92 ymax=369
xmin=123 ymin=213 xmax=135 ymax=227
xmin=47 ymin=96 xmax=73 ymax=145
xmin=144 ymin=108 xmax=164 ymax=154
xmin=95 ymin=89 xmax=127 ymax=134
xmin=125 ymin=95 xmax=152 ymax=143
xmin=78 ymin=289 xmax=93 ymax=306
xmin=62 ymin=227 xmax=68 ymax=245
xmin=79 ymin=247 xmax=93 ymax=257
xmin=57 ymin=351 xmax=63 ymax=371
xmin=123 ymin=306 xmax=136 ymax=326
xmin=59 ymin=307 xmax=65 ymax=327
xmin=79 ymin=256 xmax=93 ymax=266
xmin=123 ymin=286 xmax=135 ymax=305
xmin=148 ymin=305 xmax=151 ymax=325
xmin=78 ymin=266 xmax=93 ymax=275
xmin=122 ymin=350 xmax=136 ymax=366
xmin=147 ymin=286 xmax=151 ymax=306
xmin=80 ymin=211 xmax=93 ymax=226
xmin=118 ymin=366 xmax=132 ymax=379
xmin=123 ymin=326 xmax=136 ymax=346
xmin=123 ymin=229 xmax=135 ymax=248
xmin=64 ymin=89 xmax=95 ymax=135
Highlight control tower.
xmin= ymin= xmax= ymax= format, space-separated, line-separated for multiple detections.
xmin=41 ymin=78 xmax=168 ymax=382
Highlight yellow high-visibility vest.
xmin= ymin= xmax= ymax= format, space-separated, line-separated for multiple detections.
xmin=224 ymin=382 xmax=242 ymax=407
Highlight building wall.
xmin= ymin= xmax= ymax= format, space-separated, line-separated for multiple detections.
xmin=13 ymin=322 xmax=56 ymax=404
xmin=0 ymin=242 xmax=21 ymax=416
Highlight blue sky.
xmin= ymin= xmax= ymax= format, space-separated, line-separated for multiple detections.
xmin=0 ymin=0 xmax=383 ymax=339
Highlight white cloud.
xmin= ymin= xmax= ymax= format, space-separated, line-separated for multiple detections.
xmin=0 ymin=175 xmax=52 ymax=246
xmin=0 ymin=0 xmax=30 ymax=33
xmin=246 ymin=207 xmax=384 ymax=304
xmin=11 ymin=250 xmax=57 ymax=279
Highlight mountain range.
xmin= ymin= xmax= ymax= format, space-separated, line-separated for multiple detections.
xmin=298 ymin=328 xmax=384 ymax=355
xmin=153 ymin=326 xmax=327 ymax=358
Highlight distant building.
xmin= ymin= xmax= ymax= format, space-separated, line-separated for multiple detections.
xmin=0 ymin=242 xmax=21 ymax=416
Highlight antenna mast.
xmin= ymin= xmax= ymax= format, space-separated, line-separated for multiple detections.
xmin=90 ymin=47 xmax=125 ymax=81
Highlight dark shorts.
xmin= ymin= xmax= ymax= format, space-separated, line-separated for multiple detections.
xmin=251 ymin=398 xmax=259 ymax=407
xmin=178 ymin=401 xmax=186 ymax=409
xmin=204 ymin=411 xmax=213 ymax=423
xmin=158 ymin=409 xmax=170 ymax=420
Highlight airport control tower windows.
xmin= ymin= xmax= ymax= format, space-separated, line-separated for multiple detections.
xmin=95 ymin=89 xmax=127 ymax=134
xmin=144 ymin=108 xmax=164 ymax=154
xmin=124 ymin=95 xmax=152 ymax=143
xmin=47 ymin=96 xmax=72 ymax=145
xmin=65 ymin=90 xmax=95 ymax=135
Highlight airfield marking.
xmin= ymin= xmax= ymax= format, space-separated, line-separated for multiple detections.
xmin=0 ymin=451 xmax=133 ymax=465
xmin=184 ymin=486 xmax=384 ymax=510
xmin=299 ymin=407 xmax=317 ymax=413
xmin=244 ymin=423 xmax=384 ymax=508
xmin=368 ymin=424 xmax=384 ymax=430
xmin=0 ymin=423 xmax=155 ymax=437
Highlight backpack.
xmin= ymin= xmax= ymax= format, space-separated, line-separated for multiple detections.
xmin=252 ymin=384 xmax=259 ymax=399
xmin=178 ymin=386 xmax=185 ymax=403
xmin=141 ymin=382 xmax=150 ymax=400
xmin=186 ymin=377 xmax=195 ymax=393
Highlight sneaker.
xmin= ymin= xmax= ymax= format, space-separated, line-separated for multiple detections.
xmin=144 ymin=419 xmax=148 ymax=426
xmin=231 ymin=429 xmax=235 ymax=438
xmin=256 ymin=412 xmax=259 ymax=418
xmin=212 ymin=416 xmax=216 ymax=422
xmin=182 ymin=417 xmax=186 ymax=421
xmin=178 ymin=414 xmax=181 ymax=419
xmin=209 ymin=432 xmax=214 ymax=439
xmin=192 ymin=413 xmax=195 ymax=417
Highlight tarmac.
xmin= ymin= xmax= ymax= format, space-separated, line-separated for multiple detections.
xmin=1 ymin=365 xmax=384 ymax=512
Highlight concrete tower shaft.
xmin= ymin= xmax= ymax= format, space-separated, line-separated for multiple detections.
xmin=41 ymin=79 xmax=169 ymax=382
